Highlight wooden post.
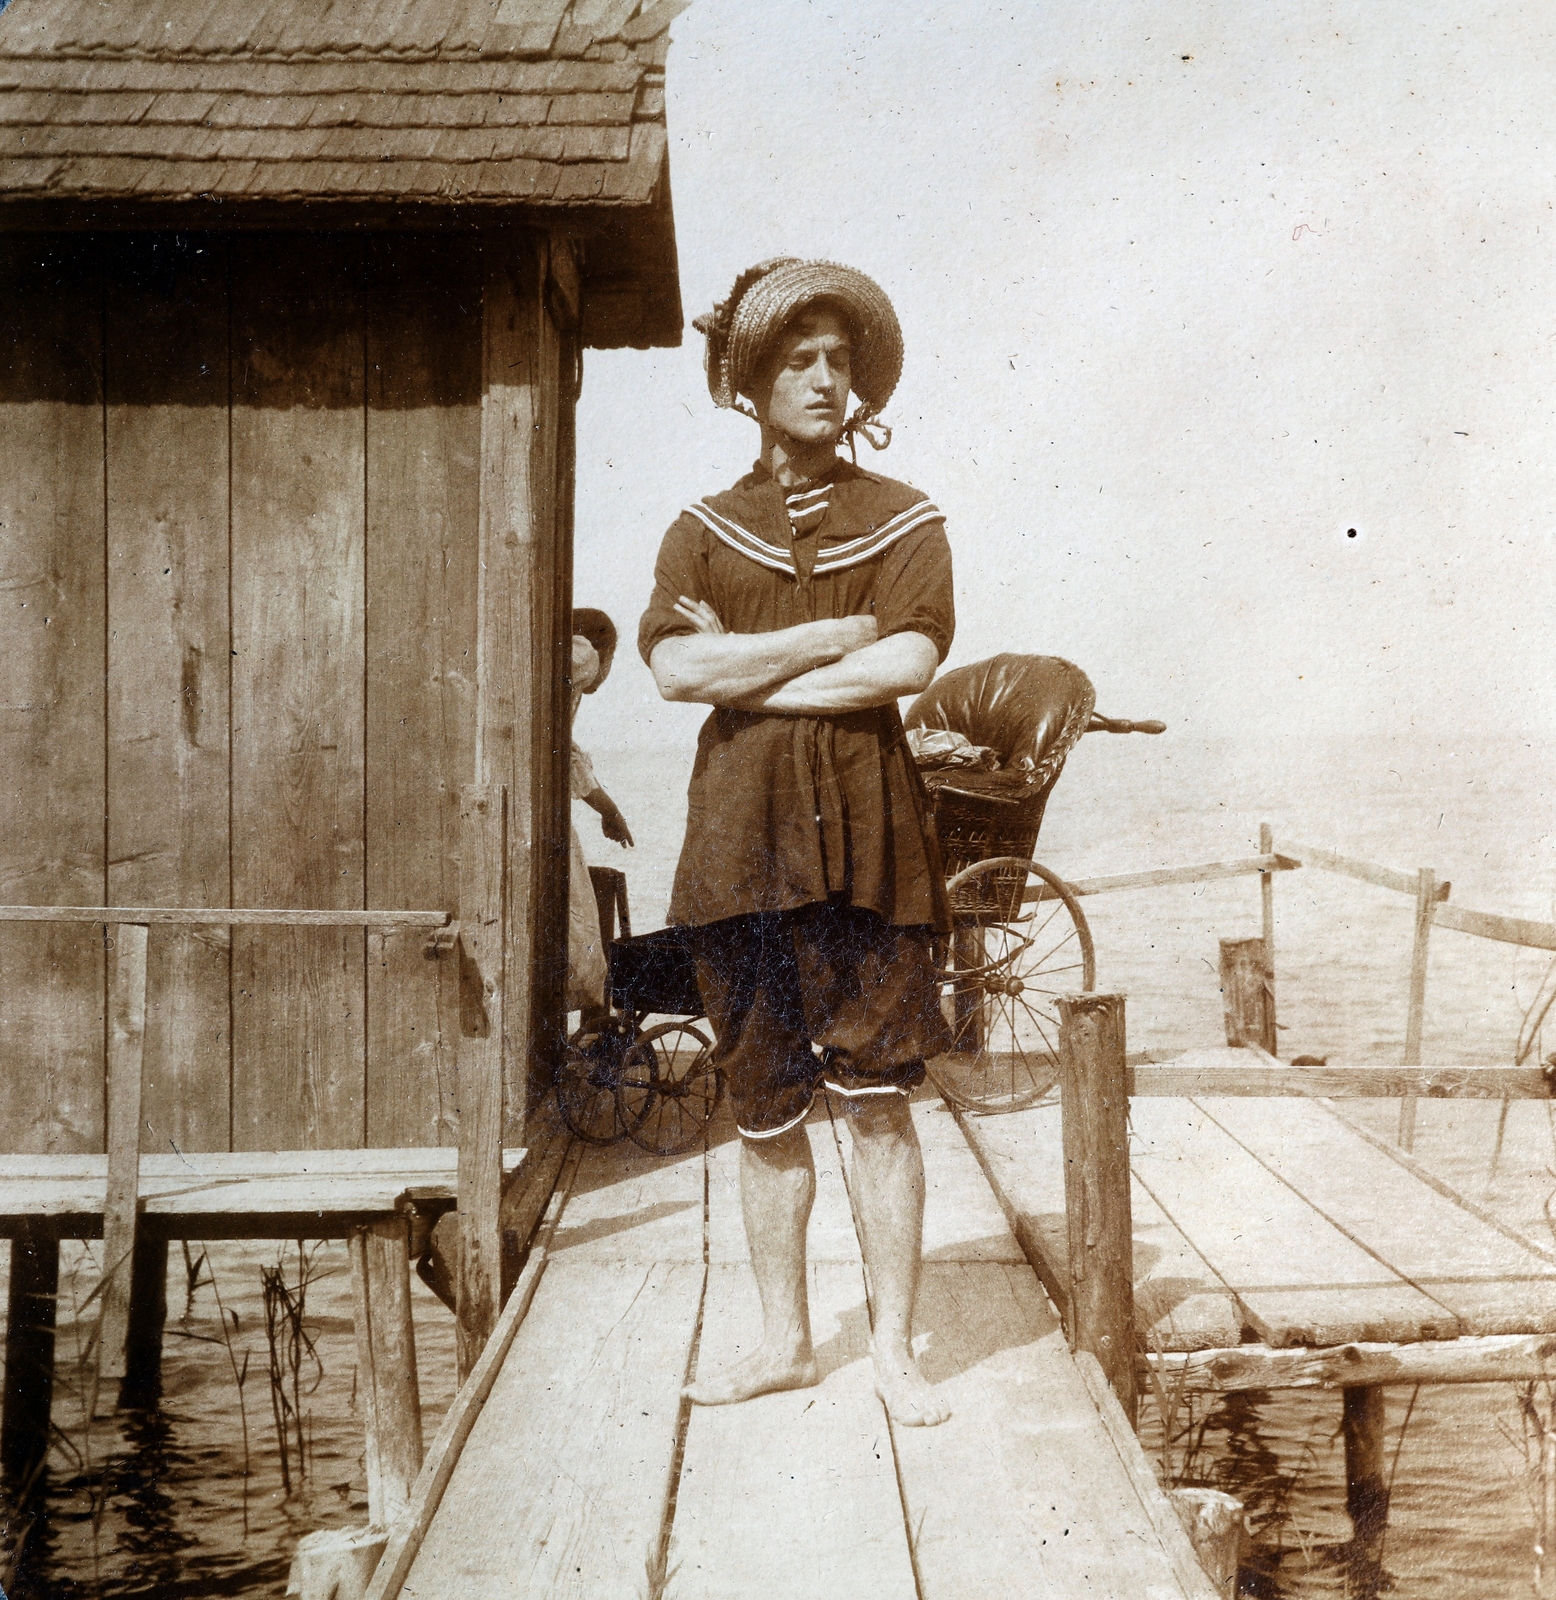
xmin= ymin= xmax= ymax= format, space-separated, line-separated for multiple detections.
xmin=456 ymin=784 xmax=506 ymax=1380
xmin=1057 ymin=992 xmax=1135 ymax=1418
xmin=350 ymin=1215 xmax=424 ymax=1529
xmin=1259 ymin=822 xmax=1276 ymax=1021
xmin=478 ymin=237 xmax=568 ymax=1146
xmin=1398 ymin=867 xmax=1439 ymax=1151
xmin=1169 ymin=1487 xmax=1244 ymax=1599
xmin=1218 ymin=936 xmax=1275 ymax=1055
xmin=287 ymin=1526 xmax=387 ymax=1600
xmin=1342 ymin=1384 xmax=1390 ymax=1597
xmin=119 ymin=1237 xmax=169 ymax=1408
xmin=2 ymin=1222 xmax=59 ymax=1478
xmin=100 ymin=922 xmax=148 ymax=1382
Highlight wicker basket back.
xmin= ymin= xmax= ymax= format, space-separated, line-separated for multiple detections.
xmin=925 ymin=780 xmax=1050 ymax=920
xmin=908 ymin=655 xmax=1096 ymax=921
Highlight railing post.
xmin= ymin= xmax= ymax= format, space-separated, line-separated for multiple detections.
xmin=1219 ymin=936 xmax=1275 ymax=1055
xmin=1058 ymin=992 xmax=1135 ymax=1419
xmin=1398 ymin=867 xmax=1440 ymax=1150
xmin=351 ymin=1215 xmax=424 ymax=1528
xmin=1259 ymin=822 xmax=1277 ymax=1022
xmin=457 ymin=784 xmax=507 ymax=1381
xmin=100 ymin=922 xmax=149 ymax=1384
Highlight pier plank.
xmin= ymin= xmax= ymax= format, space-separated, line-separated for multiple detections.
xmin=669 ymin=1262 xmax=914 ymax=1600
xmin=0 ymin=1147 xmax=525 ymax=1228
xmin=671 ymin=1105 xmax=912 ymax=1598
xmin=959 ymin=1102 xmax=1246 ymax=1349
xmin=848 ymin=1097 xmax=1212 ymax=1598
xmin=897 ymin=1262 xmax=1209 ymax=1599
xmin=1201 ymin=1097 xmax=1556 ymax=1335
xmin=1129 ymin=1100 xmax=1459 ymax=1345
xmin=548 ymin=1139 xmax=705 ymax=1264
xmin=400 ymin=1258 xmax=704 ymax=1600
xmin=911 ymin=1096 xmax=1026 ymax=1263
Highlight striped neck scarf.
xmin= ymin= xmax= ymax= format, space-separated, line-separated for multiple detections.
xmin=784 ymin=479 xmax=832 ymax=538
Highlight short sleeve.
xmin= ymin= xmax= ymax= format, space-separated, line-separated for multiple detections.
xmin=571 ymin=635 xmax=600 ymax=694
xmin=873 ymin=519 xmax=955 ymax=662
xmin=638 ymin=513 xmax=709 ymax=664
xmin=570 ymin=742 xmax=599 ymax=798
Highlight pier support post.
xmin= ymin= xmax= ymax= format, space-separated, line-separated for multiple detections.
xmin=1219 ymin=936 xmax=1275 ymax=1055
xmin=2 ymin=1222 xmax=59 ymax=1478
xmin=119 ymin=1236 xmax=169 ymax=1409
xmin=1169 ymin=1487 xmax=1244 ymax=1599
xmin=1058 ymin=992 xmax=1136 ymax=1419
xmin=1342 ymin=1384 xmax=1390 ymax=1597
xmin=351 ymin=1216 xmax=424 ymax=1528
xmin=100 ymin=922 xmax=149 ymax=1383
xmin=287 ymin=1525 xmax=387 ymax=1600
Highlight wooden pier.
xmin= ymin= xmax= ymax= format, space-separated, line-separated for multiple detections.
xmin=365 ymin=1094 xmax=1221 ymax=1600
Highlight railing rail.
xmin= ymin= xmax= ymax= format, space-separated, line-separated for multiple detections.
xmin=0 ymin=905 xmax=450 ymax=929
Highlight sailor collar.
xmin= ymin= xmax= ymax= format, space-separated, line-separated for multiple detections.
xmin=683 ymin=462 xmax=942 ymax=579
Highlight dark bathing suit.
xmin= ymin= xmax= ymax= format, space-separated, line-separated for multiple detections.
xmin=639 ymin=457 xmax=957 ymax=1136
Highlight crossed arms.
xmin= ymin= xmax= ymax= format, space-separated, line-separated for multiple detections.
xmin=649 ymin=598 xmax=938 ymax=714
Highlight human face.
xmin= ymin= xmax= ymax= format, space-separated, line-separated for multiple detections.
xmin=751 ymin=308 xmax=852 ymax=445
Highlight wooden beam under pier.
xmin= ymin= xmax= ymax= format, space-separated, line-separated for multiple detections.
xmin=1145 ymin=1331 xmax=1556 ymax=1393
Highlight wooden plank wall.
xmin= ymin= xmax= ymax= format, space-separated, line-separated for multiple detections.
xmin=0 ymin=230 xmax=570 ymax=1155
xmin=0 ymin=238 xmax=108 ymax=1155
xmin=230 ymin=239 xmax=368 ymax=1151
xmin=363 ymin=238 xmax=482 ymax=1151
xmin=105 ymin=236 xmax=232 ymax=1155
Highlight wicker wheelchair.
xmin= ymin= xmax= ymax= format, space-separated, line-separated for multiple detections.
xmin=554 ymin=653 xmax=1160 ymax=1144
xmin=905 ymin=654 xmax=1162 ymax=1115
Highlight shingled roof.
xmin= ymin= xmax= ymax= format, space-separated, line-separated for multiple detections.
xmin=0 ymin=0 xmax=689 ymax=344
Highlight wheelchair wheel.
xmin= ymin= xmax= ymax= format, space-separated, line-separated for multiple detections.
xmin=617 ymin=1021 xmax=723 ymax=1157
xmin=930 ymin=856 xmax=1095 ymax=1114
xmin=556 ymin=1022 xmax=648 ymax=1145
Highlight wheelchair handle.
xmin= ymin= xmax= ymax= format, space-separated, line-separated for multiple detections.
xmin=1087 ymin=714 xmax=1166 ymax=735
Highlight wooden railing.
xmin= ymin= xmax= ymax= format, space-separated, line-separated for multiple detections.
xmin=1028 ymin=824 xmax=1556 ymax=1145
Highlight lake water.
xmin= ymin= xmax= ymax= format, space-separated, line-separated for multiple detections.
xmin=7 ymin=726 xmax=1555 ymax=1595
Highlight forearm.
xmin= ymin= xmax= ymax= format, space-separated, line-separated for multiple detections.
xmin=733 ymin=632 xmax=939 ymax=715
xmin=651 ymin=619 xmax=856 ymax=703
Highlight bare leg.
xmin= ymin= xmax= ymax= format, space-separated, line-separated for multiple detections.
xmin=684 ymin=1120 xmax=820 ymax=1405
xmin=842 ymin=1093 xmax=951 ymax=1427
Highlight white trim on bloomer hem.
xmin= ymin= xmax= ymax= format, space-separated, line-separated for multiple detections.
xmin=737 ymin=1101 xmax=814 ymax=1141
xmin=822 ymin=1080 xmax=910 ymax=1098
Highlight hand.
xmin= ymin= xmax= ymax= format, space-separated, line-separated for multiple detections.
xmin=674 ymin=596 xmax=727 ymax=635
xmin=600 ymin=806 xmax=635 ymax=848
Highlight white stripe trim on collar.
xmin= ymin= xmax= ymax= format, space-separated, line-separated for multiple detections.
xmin=684 ymin=497 xmax=942 ymax=578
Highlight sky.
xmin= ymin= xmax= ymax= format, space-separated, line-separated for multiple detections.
xmin=574 ymin=0 xmax=1556 ymax=757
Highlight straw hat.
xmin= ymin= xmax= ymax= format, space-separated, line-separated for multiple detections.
xmin=693 ymin=258 xmax=904 ymax=426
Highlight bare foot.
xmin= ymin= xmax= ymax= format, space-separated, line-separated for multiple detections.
xmin=684 ymin=1343 xmax=819 ymax=1407
xmin=874 ymin=1345 xmax=951 ymax=1427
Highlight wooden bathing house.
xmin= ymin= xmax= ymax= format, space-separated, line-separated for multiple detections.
xmin=0 ymin=0 xmax=685 ymax=1516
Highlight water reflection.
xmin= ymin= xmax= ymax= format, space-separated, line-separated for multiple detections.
xmin=0 ymin=1238 xmax=457 ymax=1599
